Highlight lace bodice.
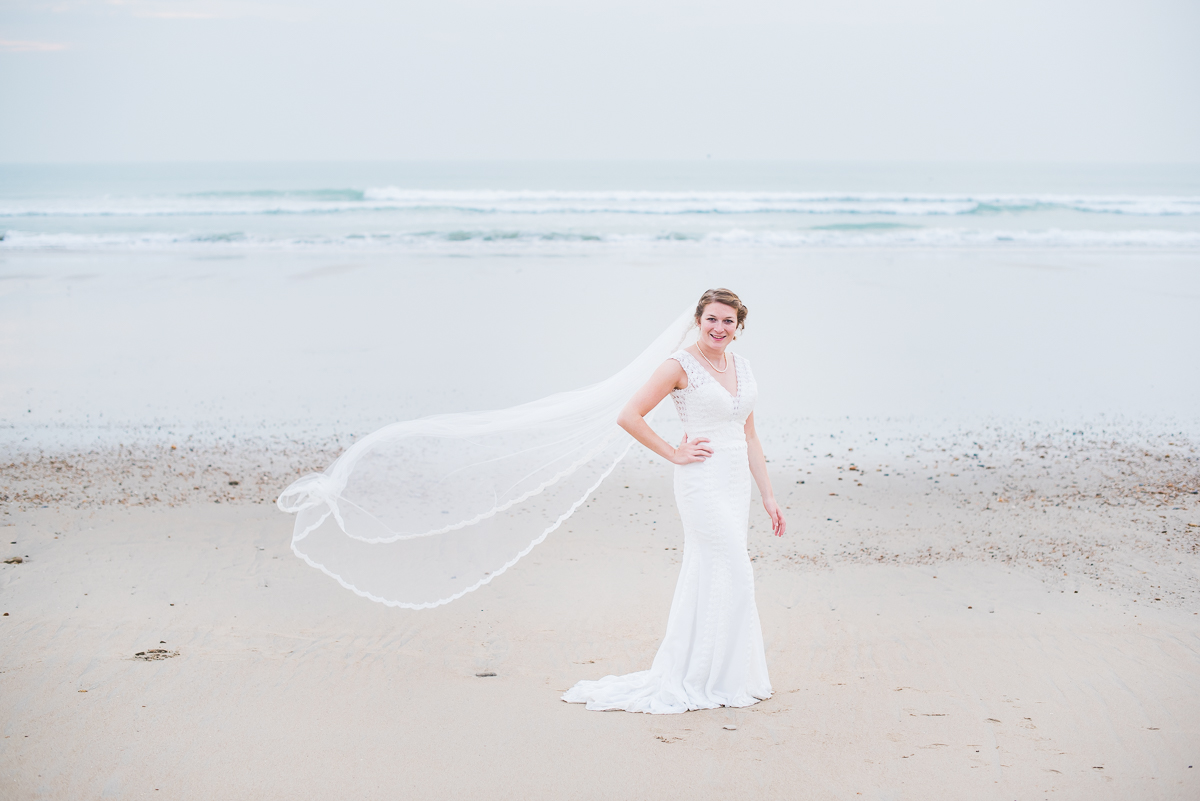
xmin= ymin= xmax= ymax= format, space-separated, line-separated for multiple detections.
xmin=668 ymin=350 xmax=757 ymax=436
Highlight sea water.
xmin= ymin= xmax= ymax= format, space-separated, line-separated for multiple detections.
xmin=2 ymin=161 xmax=1198 ymax=450
xmin=3 ymin=161 xmax=1200 ymax=250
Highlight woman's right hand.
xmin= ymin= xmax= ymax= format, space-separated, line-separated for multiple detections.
xmin=671 ymin=434 xmax=713 ymax=465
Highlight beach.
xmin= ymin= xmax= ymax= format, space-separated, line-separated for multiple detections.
xmin=2 ymin=162 xmax=1200 ymax=799
xmin=2 ymin=430 xmax=1198 ymax=799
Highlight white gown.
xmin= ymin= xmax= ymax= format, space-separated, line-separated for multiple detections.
xmin=562 ymin=350 xmax=773 ymax=713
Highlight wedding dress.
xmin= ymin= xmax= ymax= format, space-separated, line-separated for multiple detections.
xmin=562 ymin=349 xmax=773 ymax=713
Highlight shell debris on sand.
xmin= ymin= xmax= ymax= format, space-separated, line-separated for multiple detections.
xmin=3 ymin=423 xmax=1197 ymax=606
xmin=133 ymin=650 xmax=179 ymax=661
xmin=0 ymin=433 xmax=347 ymax=511
xmin=749 ymin=425 xmax=1200 ymax=606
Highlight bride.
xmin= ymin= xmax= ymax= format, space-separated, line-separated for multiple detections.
xmin=563 ymin=288 xmax=785 ymax=714
xmin=277 ymin=287 xmax=783 ymax=713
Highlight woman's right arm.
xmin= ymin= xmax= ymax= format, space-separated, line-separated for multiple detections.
xmin=616 ymin=359 xmax=713 ymax=465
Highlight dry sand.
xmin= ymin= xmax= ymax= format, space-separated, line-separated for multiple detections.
xmin=1 ymin=427 xmax=1199 ymax=799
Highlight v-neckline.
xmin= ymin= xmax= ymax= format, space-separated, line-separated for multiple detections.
xmin=685 ymin=349 xmax=738 ymax=400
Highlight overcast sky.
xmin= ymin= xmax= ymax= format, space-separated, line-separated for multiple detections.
xmin=1 ymin=0 xmax=1197 ymax=163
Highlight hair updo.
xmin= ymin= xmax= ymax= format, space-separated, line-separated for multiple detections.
xmin=694 ymin=288 xmax=748 ymax=333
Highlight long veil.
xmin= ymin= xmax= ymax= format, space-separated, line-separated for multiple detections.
xmin=277 ymin=307 xmax=697 ymax=609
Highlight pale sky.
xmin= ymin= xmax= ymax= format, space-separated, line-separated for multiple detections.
xmin=1 ymin=0 xmax=1197 ymax=162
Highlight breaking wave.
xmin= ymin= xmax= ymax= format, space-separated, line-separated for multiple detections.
xmin=1 ymin=190 xmax=1199 ymax=218
xmin=4 ymin=227 xmax=1199 ymax=252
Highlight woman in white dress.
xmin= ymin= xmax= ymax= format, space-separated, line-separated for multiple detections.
xmin=563 ymin=288 xmax=786 ymax=714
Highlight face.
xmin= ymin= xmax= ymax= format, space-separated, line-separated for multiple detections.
xmin=698 ymin=302 xmax=738 ymax=351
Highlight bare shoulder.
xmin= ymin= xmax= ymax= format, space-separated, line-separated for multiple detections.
xmin=659 ymin=355 xmax=688 ymax=389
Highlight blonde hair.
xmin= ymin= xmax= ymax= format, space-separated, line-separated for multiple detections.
xmin=694 ymin=288 xmax=748 ymax=333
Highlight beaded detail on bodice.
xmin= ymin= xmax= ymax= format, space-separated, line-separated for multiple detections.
xmin=668 ymin=350 xmax=757 ymax=435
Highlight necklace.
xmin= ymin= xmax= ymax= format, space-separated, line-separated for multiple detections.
xmin=697 ymin=347 xmax=729 ymax=373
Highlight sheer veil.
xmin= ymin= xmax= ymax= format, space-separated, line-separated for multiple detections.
xmin=277 ymin=307 xmax=697 ymax=609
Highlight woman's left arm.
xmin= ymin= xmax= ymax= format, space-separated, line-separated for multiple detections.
xmin=745 ymin=412 xmax=786 ymax=537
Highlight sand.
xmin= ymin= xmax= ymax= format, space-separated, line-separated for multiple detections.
xmin=2 ymin=428 xmax=1198 ymax=800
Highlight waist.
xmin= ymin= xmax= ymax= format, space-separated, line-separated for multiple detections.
xmin=684 ymin=421 xmax=746 ymax=444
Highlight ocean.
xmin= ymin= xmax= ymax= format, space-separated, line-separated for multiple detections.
xmin=2 ymin=161 xmax=1199 ymax=450
xmin=3 ymin=161 xmax=1200 ymax=252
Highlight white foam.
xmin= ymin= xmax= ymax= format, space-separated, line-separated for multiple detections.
xmin=2 ymin=190 xmax=1199 ymax=218
xmin=698 ymin=227 xmax=1200 ymax=248
xmin=3 ymin=226 xmax=1199 ymax=253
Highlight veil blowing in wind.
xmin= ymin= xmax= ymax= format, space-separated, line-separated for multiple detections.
xmin=277 ymin=308 xmax=697 ymax=609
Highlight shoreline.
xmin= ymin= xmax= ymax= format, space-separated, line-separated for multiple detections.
xmin=4 ymin=422 xmax=1196 ymax=603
